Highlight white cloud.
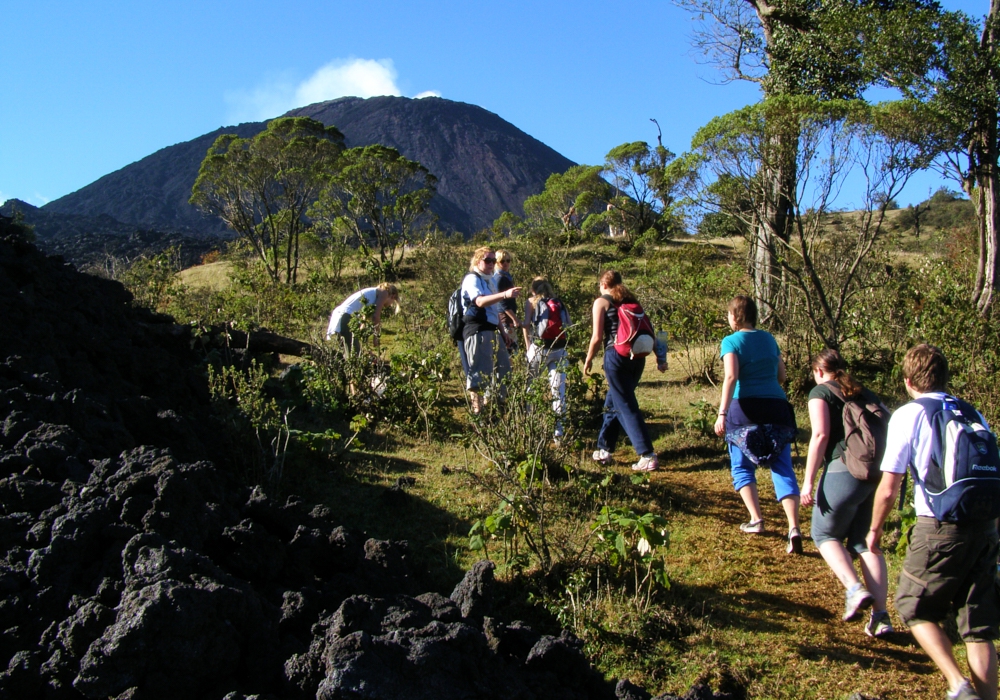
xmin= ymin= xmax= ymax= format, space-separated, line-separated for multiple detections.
xmin=414 ymin=90 xmax=442 ymax=99
xmin=226 ymin=58 xmax=404 ymax=122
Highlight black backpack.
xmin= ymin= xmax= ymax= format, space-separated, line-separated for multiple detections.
xmin=447 ymin=280 xmax=467 ymax=342
xmin=447 ymin=273 xmax=480 ymax=342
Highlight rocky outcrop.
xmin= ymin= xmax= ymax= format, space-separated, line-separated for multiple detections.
xmin=0 ymin=223 xmax=735 ymax=698
xmin=0 ymin=199 xmax=224 ymax=269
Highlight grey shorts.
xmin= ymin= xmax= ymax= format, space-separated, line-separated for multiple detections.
xmin=332 ymin=313 xmax=358 ymax=354
xmin=895 ymin=517 xmax=1000 ymax=641
xmin=464 ymin=330 xmax=511 ymax=391
xmin=810 ymin=460 xmax=877 ymax=555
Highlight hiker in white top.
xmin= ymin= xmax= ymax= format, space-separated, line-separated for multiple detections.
xmin=461 ymin=247 xmax=520 ymax=414
xmin=326 ymin=282 xmax=400 ymax=352
xmin=868 ymin=344 xmax=999 ymax=700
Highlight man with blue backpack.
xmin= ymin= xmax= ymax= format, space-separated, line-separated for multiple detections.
xmin=867 ymin=344 xmax=1000 ymax=700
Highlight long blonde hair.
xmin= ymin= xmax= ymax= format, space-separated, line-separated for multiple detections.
xmin=529 ymin=277 xmax=554 ymax=305
xmin=377 ymin=282 xmax=400 ymax=314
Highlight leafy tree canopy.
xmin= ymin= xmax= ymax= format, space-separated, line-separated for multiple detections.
xmin=310 ymin=145 xmax=437 ymax=281
xmin=190 ymin=117 xmax=345 ymax=285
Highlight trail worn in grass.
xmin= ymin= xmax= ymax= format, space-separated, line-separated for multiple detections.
xmin=282 ymin=351 xmax=955 ymax=699
xmin=590 ymin=373 xmax=953 ymax=700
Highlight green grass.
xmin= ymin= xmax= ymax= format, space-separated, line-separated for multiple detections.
xmin=166 ymin=234 xmax=967 ymax=699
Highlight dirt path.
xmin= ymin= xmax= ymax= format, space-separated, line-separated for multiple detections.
xmin=643 ymin=439 xmax=950 ymax=699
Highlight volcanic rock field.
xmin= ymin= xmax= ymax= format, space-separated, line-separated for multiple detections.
xmin=0 ymin=219 xmax=732 ymax=700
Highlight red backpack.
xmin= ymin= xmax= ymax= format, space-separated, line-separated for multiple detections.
xmin=535 ymin=297 xmax=569 ymax=341
xmin=613 ymin=301 xmax=655 ymax=358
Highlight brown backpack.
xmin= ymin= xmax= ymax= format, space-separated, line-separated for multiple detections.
xmin=825 ymin=382 xmax=891 ymax=482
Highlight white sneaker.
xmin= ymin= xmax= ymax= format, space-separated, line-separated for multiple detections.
xmin=592 ymin=449 xmax=612 ymax=465
xmin=631 ymin=454 xmax=658 ymax=472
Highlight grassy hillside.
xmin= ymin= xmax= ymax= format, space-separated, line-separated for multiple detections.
xmin=140 ymin=220 xmax=998 ymax=699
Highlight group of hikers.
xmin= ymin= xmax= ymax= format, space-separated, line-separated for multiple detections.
xmin=715 ymin=294 xmax=1000 ymax=700
xmin=326 ymin=250 xmax=1000 ymax=700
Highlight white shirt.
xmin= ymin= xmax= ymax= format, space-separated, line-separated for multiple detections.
xmin=326 ymin=288 xmax=378 ymax=339
xmin=879 ymin=392 xmax=989 ymax=517
xmin=461 ymin=273 xmax=499 ymax=325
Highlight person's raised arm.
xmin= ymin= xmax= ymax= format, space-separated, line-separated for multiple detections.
xmin=801 ymin=397 xmax=831 ymax=507
xmin=583 ymin=299 xmax=607 ymax=375
xmin=714 ymin=353 xmax=739 ymax=437
xmin=475 ymin=287 xmax=521 ymax=308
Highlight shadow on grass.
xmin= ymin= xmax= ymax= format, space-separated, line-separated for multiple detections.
xmin=286 ymin=451 xmax=472 ymax=595
xmin=668 ymin=582 xmax=832 ymax=635
xmin=795 ymin=634 xmax=927 ymax=669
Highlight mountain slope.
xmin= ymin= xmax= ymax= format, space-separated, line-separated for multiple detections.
xmin=43 ymin=96 xmax=575 ymax=235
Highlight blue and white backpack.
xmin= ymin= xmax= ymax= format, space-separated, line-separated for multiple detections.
xmin=911 ymin=395 xmax=1000 ymax=523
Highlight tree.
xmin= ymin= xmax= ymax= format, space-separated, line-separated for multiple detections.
xmin=601 ymin=141 xmax=695 ymax=245
xmin=311 ymin=145 xmax=436 ymax=281
xmin=677 ymin=0 xmax=947 ymax=322
xmin=190 ymin=117 xmax=345 ymax=285
xmin=916 ymin=4 xmax=1000 ymax=313
xmin=522 ymin=165 xmax=611 ymax=239
xmin=693 ymin=96 xmax=937 ymax=348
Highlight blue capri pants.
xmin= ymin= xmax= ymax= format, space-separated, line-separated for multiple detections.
xmin=729 ymin=442 xmax=799 ymax=501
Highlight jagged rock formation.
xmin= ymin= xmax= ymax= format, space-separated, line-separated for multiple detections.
xmin=0 ymin=220 xmax=734 ymax=699
xmin=41 ymin=96 xmax=575 ymax=238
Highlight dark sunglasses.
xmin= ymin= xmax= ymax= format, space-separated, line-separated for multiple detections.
xmin=483 ymin=257 xmax=497 ymax=263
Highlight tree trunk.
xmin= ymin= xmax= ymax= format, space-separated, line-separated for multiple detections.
xmin=977 ymin=167 xmax=1000 ymax=313
xmin=973 ymin=0 xmax=1000 ymax=315
xmin=750 ymin=122 xmax=797 ymax=327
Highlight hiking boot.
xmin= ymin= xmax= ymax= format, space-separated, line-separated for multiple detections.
xmin=631 ymin=454 xmax=658 ymax=472
xmin=865 ymin=611 xmax=894 ymax=638
xmin=843 ymin=585 xmax=874 ymax=621
xmin=739 ymin=519 xmax=764 ymax=534
xmin=592 ymin=449 xmax=613 ymax=465
xmin=948 ymin=680 xmax=982 ymax=700
xmin=786 ymin=527 xmax=803 ymax=555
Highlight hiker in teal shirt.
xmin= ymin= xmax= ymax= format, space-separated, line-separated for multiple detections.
xmin=714 ymin=295 xmax=802 ymax=555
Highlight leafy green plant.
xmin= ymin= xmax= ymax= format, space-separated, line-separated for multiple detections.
xmin=207 ymin=360 xmax=293 ymax=489
xmin=468 ymin=500 xmax=530 ymax=572
xmin=591 ymin=505 xmax=670 ymax=610
xmin=112 ymin=247 xmax=183 ymax=311
xmin=684 ymin=399 xmax=717 ymax=436
xmin=462 ymin=358 xmax=589 ymax=573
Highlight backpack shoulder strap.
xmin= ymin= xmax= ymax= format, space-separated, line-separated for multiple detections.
xmin=896 ymin=396 xmax=944 ymax=510
xmin=823 ymin=381 xmax=846 ymax=402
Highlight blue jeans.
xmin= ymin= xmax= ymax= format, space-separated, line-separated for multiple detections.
xmin=597 ymin=350 xmax=653 ymax=456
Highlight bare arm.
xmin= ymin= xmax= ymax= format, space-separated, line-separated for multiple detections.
xmin=777 ymin=356 xmax=787 ymax=384
xmin=475 ymin=287 xmax=521 ymax=308
xmin=866 ymin=472 xmax=904 ymax=555
xmin=801 ymin=398 xmax=830 ymax=507
xmin=714 ymin=352 xmax=739 ymax=437
xmin=583 ymin=298 xmax=609 ymax=374
xmin=371 ymin=291 xmax=389 ymax=345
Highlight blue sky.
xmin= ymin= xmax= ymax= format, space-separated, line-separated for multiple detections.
xmin=1 ymin=0 xmax=988 ymax=210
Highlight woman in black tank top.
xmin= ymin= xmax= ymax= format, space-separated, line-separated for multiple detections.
xmin=584 ymin=271 xmax=667 ymax=472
